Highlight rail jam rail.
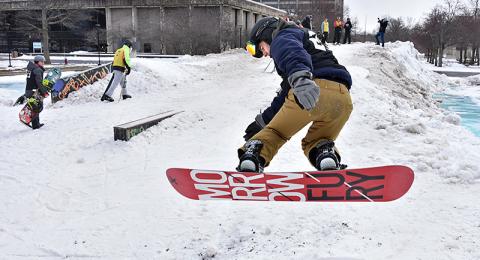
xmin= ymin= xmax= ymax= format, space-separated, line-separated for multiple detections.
xmin=113 ymin=111 xmax=183 ymax=141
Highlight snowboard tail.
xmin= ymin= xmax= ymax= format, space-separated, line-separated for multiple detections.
xmin=166 ymin=166 xmax=414 ymax=202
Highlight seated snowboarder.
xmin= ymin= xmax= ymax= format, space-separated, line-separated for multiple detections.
xmin=24 ymin=55 xmax=49 ymax=129
xmin=239 ymin=17 xmax=353 ymax=173
xmin=101 ymin=39 xmax=133 ymax=102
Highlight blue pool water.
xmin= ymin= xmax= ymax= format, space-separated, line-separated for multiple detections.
xmin=436 ymin=93 xmax=480 ymax=137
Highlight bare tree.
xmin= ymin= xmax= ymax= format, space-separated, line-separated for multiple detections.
xmin=343 ymin=5 xmax=350 ymax=20
xmin=14 ymin=1 xmax=95 ymax=64
xmin=466 ymin=0 xmax=480 ymax=65
xmin=423 ymin=0 xmax=463 ymax=67
xmin=387 ymin=17 xmax=411 ymax=42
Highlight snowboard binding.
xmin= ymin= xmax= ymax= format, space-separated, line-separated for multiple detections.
xmin=314 ymin=140 xmax=345 ymax=171
xmin=237 ymin=140 xmax=265 ymax=173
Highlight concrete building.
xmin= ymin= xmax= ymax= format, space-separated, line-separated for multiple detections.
xmin=254 ymin=0 xmax=343 ymax=33
xmin=0 ymin=0 xmax=285 ymax=55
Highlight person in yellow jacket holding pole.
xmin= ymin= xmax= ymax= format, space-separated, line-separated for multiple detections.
xmin=101 ymin=40 xmax=133 ymax=102
xmin=321 ymin=18 xmax=329 ymax=44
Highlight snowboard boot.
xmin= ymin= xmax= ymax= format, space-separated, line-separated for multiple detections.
xmin=237 ymin=140 xmax=265 ymax=173
xmin=32 ymin=123 xmax=44 ymax=130
xmin=101 ymin=94 xmax=114 ymax=102
xmin=314 ymin=140 xmax=342 ymax=171
xmin=122 ymin=94 xmax=132 ymax=100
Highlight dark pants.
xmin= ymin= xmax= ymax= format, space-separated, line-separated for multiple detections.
xmin=375 ymin=32 xmax=385 ymax=46
xmin=25 ymin=90 xmax=42 ymax=129
xmin=322 ymin=32 xmax=329 ymax=44
xmin=343 ymin=31 xmax=351 ymax=44
xmin=334 ymin=28 xmax=342 ymax=44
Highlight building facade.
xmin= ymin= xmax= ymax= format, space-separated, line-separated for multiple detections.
xmin=0 ymin=0 xmax=286 ymax=55
xmin=254 ymin=0 xmax=343 ymax=33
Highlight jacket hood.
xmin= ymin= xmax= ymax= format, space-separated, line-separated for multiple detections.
xmin=27 ymin=61 xmax=36 ymax=71
xmin=27 ymin=61 xmax=45 ymax=71
xmin=272 ymin=19 xmax=299 ymax=40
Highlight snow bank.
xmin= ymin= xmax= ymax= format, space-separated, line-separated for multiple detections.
xmin=329 ymin=42 xmax=480 ymax=183
xmin=0 ymin=43 xmax=479 ymax=259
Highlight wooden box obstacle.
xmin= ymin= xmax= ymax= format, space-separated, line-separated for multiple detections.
xmin=114 ymin=111 xmax=182 ymax=141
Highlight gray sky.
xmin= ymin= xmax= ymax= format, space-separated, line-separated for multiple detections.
xmin=345 ymin=0 xmax=445 ymax=32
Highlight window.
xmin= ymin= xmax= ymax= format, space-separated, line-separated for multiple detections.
xmin=144 ymin=43 xmax=152 ymax=53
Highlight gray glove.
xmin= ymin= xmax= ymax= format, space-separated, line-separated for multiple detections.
xmin=288 ymin=70 xmax=320 ymax=111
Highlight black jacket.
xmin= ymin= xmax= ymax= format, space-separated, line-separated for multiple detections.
xmin=25 ymin=61 xmax=45 ymax=92
xmin=344 ymin=21 xmax=352 ymax=32
xmin=378 ymin=19 xmax=388 ymax=33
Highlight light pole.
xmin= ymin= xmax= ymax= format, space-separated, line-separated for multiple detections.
xmin=95 ymin=23 xmax=101 ymax=66
xmin=6 ymin=22 xmax=12 ymax=67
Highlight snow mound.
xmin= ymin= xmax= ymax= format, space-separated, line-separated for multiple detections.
xmin=330 ymin=42 xmax=480 ymax=184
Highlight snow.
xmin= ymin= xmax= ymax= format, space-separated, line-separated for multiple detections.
xmin=0 ymin=42 xmax=479 ymax=259
xmin=424 ymin=57 xmax=480 ymax=72
xmin=445 ymin=75 xmax=480 ymax=105
xmin=0 ymin=58 xmax=28 ymax=69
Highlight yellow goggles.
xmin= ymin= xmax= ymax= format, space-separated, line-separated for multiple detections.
xmin=246 ymin=41 xmax=256 ymax=56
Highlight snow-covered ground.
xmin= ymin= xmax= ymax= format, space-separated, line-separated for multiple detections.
xmin=445 ymin=74 xmax=480 ymax=105
xmin=0 ymin=42 xmax=479 ymax=259
xmin=0 ymin=58 xmax=28 ymax=69
xmin=424 ymin=57 xmax=480 ymax=72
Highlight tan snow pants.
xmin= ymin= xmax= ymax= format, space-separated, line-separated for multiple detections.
xmin=244 ymin=79 xmax=353 ymax=167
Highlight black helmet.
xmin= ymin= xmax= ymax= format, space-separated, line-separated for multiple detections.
xmin=247 ymin=17 xmax=279 ymax=58
xmin=123 ymin=39 xmax=133 ymax=48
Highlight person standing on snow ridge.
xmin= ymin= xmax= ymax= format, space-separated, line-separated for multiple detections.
xmin=333 ymin=17 xmax=343 ymax=45
xmin=301 ymin=15 xmax=313 ymax=30
xmin=343 ymin=18 xmax=353 ymax=44
xmin=101 ymin=39 xmax=133 ymax=102
xmin=321 ymin=18 xmax=329 ymax=44
xmin=240 ymin=17 xmax=353 ymax=173
xmin=24 ymin=55 xmax=48 ymax=129
xmin=375 ymin=18 xmax=389 ymax=47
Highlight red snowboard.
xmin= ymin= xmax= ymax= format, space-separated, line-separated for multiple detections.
xmin=166 ymin=166 xmax=414 ymax=202
xmin=19 ymin=103 xmax=39 ymax=128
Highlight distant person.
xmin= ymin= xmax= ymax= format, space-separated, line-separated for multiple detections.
xmin=333 ymin=17 xmax=343 ymax=45
xmin=301 ymin=15 xmax=313 ymax=30
xmin=376 ymin=18 xmax=389 ymax=47
xmin=24 ymin=55 xmax=48 ymax=129
xmin=343 ymin=18 xmax=352 ymax=44
xmin=101 ymin=39 xmax=133 ymax=102
xmin=295 ymin=20 xmax=303 ymax=27
xmin=321 ymin=18 xmax=329 ymax=44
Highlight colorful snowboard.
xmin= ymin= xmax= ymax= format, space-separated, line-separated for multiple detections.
xmin=51 ymin=63 xmax=112 ymax=103
xmin=18 ymin=104 xmax=39 ymax=127
xmin=166 ymin=166 xmax=414 ymax=202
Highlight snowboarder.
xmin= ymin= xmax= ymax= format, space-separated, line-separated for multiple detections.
xmin=333 ymin=17 xmax=343 ymax=45
xmin=23 ymin=55 xmax=49 ymax=129
xmin=101 ymin=39 xmax=133 ymax=102
xmin=241 ymin=17 xmax=353 ymax=173
xmin=321 ymin=18 xmax=329 ymax=44
xmin=343 ymin=18 xmax=353 ymax=44
xmin=375 ymin=18 xmax=389 ymax=47
xmin=301 ymin=15 xmax=313 ymax=30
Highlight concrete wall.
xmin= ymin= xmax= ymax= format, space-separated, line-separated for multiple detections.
xmin=137 ymin=7 xmax=162 ymax=53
